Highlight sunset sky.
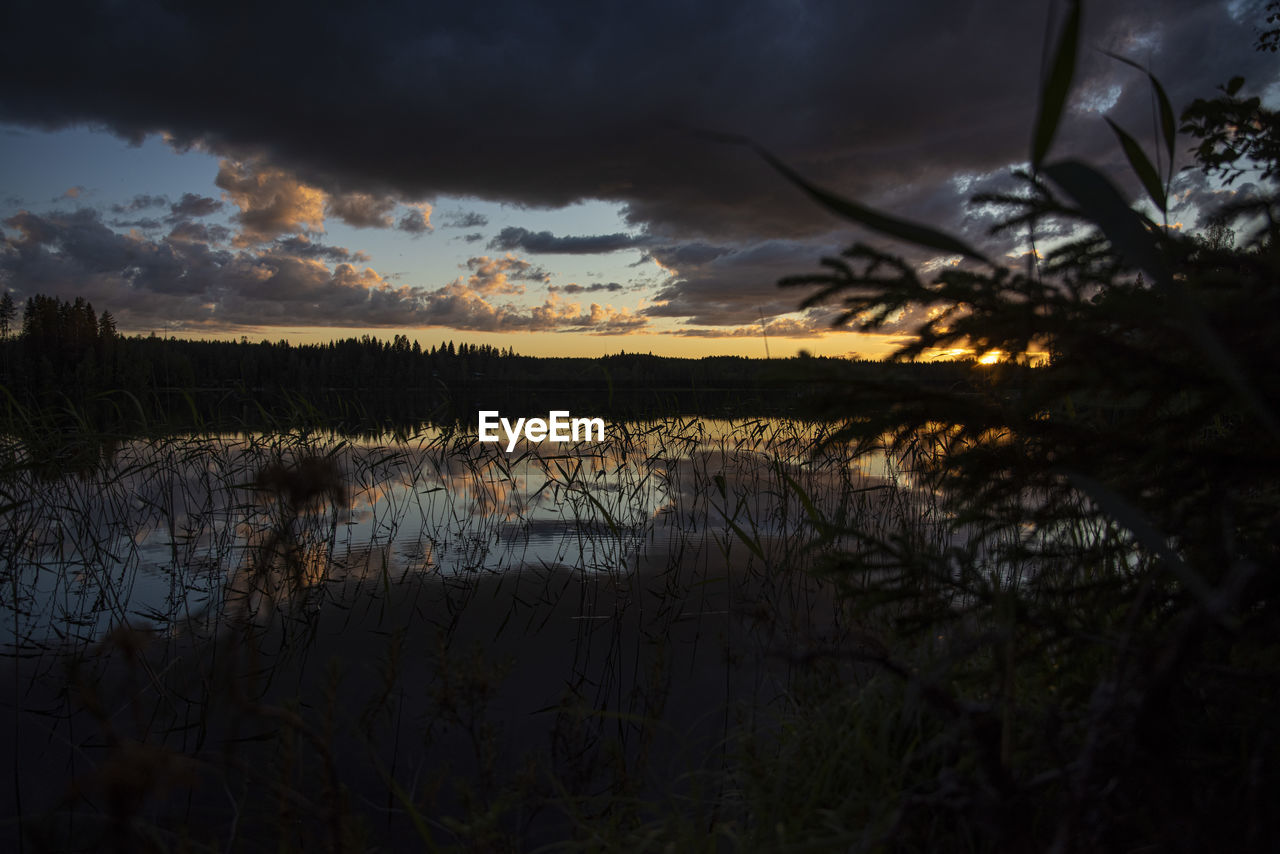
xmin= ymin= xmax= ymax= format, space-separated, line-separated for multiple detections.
xmin=1 ymin=0 xmax=1275 ymax=359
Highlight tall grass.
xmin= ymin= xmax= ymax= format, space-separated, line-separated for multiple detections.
xmin=3 ymin=411 xmax=952 ymax=851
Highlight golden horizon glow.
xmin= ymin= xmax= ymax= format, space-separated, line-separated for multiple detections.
xmin=110 ymin=324 xmax=910 ymax=361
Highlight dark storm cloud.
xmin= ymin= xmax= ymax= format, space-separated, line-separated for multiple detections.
xmin=0 ymin=0 xmax=1273 ymax=340
xmin=3 ymin=0 xmax=1267 ymax=247
xmin=643 ymin=238 xmax=838 ymax=326
xmin=490 ymin=226 xmax=649 ymax=255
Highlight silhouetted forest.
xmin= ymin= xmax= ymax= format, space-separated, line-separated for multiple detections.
xmin=0 ymin=292 xmax=991 ymax=428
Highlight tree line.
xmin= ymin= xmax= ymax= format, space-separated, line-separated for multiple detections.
xmin=0 ymin=292 xmax=988 ymax=427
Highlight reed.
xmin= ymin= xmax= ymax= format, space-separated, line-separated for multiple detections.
xmin=3 ymin=412 xmax=936 ymax=851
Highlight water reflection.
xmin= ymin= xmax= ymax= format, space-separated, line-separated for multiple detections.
xmin=0 ymin=418 xmax=903 ymax=648
xmin=1 ymin=417 xmax=925 ymax=849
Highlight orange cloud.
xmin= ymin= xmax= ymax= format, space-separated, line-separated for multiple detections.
xmin=216 ymin=159 xmax=326 ymax=246
xmin=461 ymin=253 xmax=547 ymax=296
xmin=216 ymin=159 xmax=429 ymax=246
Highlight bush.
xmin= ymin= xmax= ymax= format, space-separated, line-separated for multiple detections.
xmin=764 ymin=1 xmax=1280 ymax=849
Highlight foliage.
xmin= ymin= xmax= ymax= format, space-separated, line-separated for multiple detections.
xmin=1258 ymin=1 xmax=1280 ymax=53
xmin=766 ymin=3 xmax=1280 ymax=850
xmin=1180 ymin=74 xmax=1280 ymax=186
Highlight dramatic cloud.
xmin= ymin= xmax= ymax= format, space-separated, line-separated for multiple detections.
xmin=0 ymin=0 xmax=1274 ymax=346
xmin=274 ymin=234 xmax=370 ymax=264
xmin=214 ymin=159 xmax=326 ymax=246
xmin=0 ymin=208 xmax=417 ymax=328
xmin=3 ymin=0 xmax=1269 ymax=252
xmin=415 ymin=285 xmax=647 ymax=334
xmin=459 ymin=254 xmax=550 ymax=296
xmin=0 ymin=209 xmax=641 ymax=336
xmin=213 ymin=159 xmax=431 ymax=245
xmin=642 ymin=238 xmax=843 ymax=327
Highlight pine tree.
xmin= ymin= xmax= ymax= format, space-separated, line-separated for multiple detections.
xmin=98 ymin=310 xmax=117 ymax=340
xmin=0 ymin=291 xmax=14 ymax=339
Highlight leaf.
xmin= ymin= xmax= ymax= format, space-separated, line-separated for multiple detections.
xmin=753 ymin=145 xmax=991 ymax=263
xmin=1064 ymin=472 xmax=1229 ymax=625
xmin=782 ymin=470 xmax=828 ymax=530
xmin=723 ymin=514 xmax=766 ymax=561
xmin=1031 ymin=0 xmax=1082 ymax=168
xmin=1225 ymin=76 xmax=1245 ymax=96
xmin=1042 ymin=159 xmax=1167 ymax=283
xmin=1105 ymin=117 xmax=1166 ymax=212
xmin=1101 ymin=51 xmax=1176 ymax=168
xmin=580 ymin=488 xmax=620 ymax=539
xmin=687 ymin=125 xmax=989 ymax=262
xmin=1152 ymin=77 xmax=1177 ymax=168
xmin=1046 ymin=164 xmax=1279 ymax=440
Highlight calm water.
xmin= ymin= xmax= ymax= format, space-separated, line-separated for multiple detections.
xmin=1 ymin=416 xmax=939 ymax=850
xmin=1 ymin=417 xmax=902 ymax=650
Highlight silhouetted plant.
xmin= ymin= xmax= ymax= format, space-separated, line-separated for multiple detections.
xmin=766 ymin=1 xmax=1280 ymax=849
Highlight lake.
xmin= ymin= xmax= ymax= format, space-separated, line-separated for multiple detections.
xmin=1 ymin=416 xmax=920 ymax=850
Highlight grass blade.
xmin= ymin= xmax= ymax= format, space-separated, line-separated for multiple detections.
xmin=1032 ymin=0 xmax=1082 ymax=168
xmin=1105 ymin=118 xmax=1167 ymax=212
xmin=1064 ymin=472 xmax=1227 ymax=625
xmin=1042 ymin=159 xmax=1167 ymax=283
xmin=754 ymin=145 xmax=991 ymax=263
xmin=1102 ymin=50 xmax=1177 ymax=168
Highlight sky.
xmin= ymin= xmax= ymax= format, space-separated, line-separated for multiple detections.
xmin=0 ymin=0 xmax=1276 ymax=359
